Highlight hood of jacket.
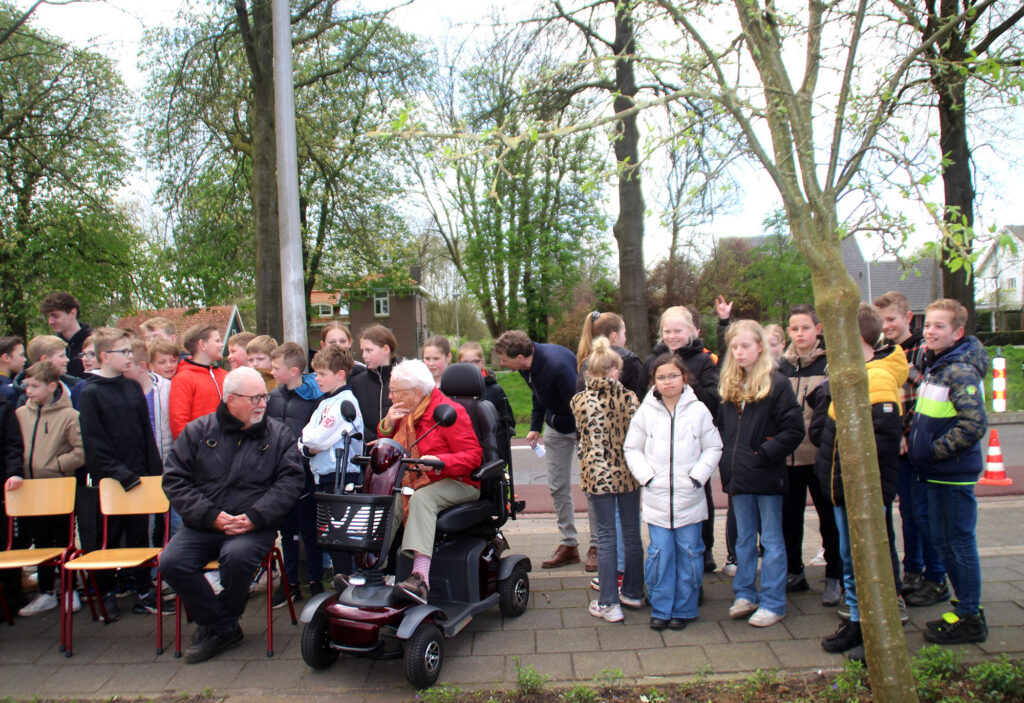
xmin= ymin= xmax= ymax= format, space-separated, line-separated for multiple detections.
xmin=294 ymin=373 xmax=323 ymax=401
xmin=783 ymin=337 xmax=827 ymax=368
xmin=24 ymin=381 xmax=72 ymax=415
xmin=176 ymin=357 xmax=223 ymax=377
xmin=640 ymin=382 xmax=700 ymax=414
xmin=925 ymin=335 xmax=989 ymax=378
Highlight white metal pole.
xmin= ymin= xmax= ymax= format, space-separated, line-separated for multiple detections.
xmin=273 ymin=0 xmax=308 ymax=353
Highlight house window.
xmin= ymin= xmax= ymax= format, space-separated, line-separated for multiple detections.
xmin=1007 ymin=278 xmax=1018 ymax=291
xmin=317 ymin=304 xmax=333 ymax=317
xmin=374 ymin=292 xmax=389 ymax=317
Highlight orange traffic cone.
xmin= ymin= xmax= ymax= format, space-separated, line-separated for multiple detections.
xmin=979 ymin=429 xmax=1013 ymax=486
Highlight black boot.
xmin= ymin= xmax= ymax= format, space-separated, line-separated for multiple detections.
xmin=821 ymin=620 xmax=862 ymax=653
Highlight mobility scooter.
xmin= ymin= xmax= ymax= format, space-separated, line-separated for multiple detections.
xmin=299 ymin=363 xmax=530 ymax=687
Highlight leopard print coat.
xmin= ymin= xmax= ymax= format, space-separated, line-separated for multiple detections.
xmin=570 ymin=376 xmax=640 ymax=495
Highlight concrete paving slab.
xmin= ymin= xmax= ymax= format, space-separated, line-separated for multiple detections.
xmin=536 ymin=625 xmax=601 ymax=653
xmin=637 ymin=644 xmax=711 ymax=676
xmin=572 ymin=649 xmax=643 ymax=679
xmin=472 ymin=627 xmax=536 ymax=654
xmin=36 ymin=663 xmax=113 ymax=696
xmin=505 ymin=652 xmax=574 ymax=681
xmin=437 ymin=653 xmax=506 ymax=685
xmin=768 ymin=637 xmax=846 ymax=669
xmin=702 ymin=641 xmax=782 ymax=672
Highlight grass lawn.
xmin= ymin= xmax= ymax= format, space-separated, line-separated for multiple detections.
xmin=494 ymin=370 xmax=535 ymax=439
xmin=986 ymin=345 xmax=1024 ymax=413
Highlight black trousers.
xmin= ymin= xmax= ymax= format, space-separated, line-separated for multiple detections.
xmin=701 ymin=481 xmax=715 ymax=552
xmin=17 ymin=515 xmax=71 ymax=593
xmin=160 ymin=526 xmax=275 ymax=635
xmin=782 ymin=464 xmax=842 ymax=579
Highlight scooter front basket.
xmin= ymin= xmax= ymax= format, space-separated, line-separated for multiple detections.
xmin=315 ymin=492 xmax=393 ymax=552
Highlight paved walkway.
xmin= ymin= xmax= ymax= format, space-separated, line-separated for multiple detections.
xmin=2 ymin=498 xmax=1023 ymax=702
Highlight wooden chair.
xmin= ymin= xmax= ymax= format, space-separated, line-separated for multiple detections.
xmin=63 ymin=476 xmax=169 ymax=657
xmin=173 ymin=545 xmax=297 ymax=658
xmin=0 ymin=477 xmax=77 ymax=648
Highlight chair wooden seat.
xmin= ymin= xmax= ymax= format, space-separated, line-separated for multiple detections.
xmin=0 ymin=547 xmax=67 ymax=568
xmin=65 ymin=548 xmax=163 ymax=570
xmin=63 ymin=476 xmax=170 ymax=657
xmin=0 ymin=477 xmax=77 ymax=636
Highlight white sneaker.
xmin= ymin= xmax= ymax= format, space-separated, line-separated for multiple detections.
xmin=205 ymin=570 xmax=224 ymax=595
xmin=619 ymin=591 xmax=645 ymax=609
xmin=590 ymin=577 xmax=600 ymax=591
xmin=729 ymin=598 xmax=758 ymax=619
xmin=748 ymin=608 xmax=784 ymax=627
xmin=249 ymin=567 xmax=268 ymax=594
xmin=722 ymin=561 xmax=737 ymax=577
xmin=71 ymin=590 xmax=81 ymax=613
xmin=589 ymin=600 xmax=624 ymax=623
xmin=809 ymin=547 xmax=827 ymax=566
xmin=19 ymin=592 xmax=57 ymax=616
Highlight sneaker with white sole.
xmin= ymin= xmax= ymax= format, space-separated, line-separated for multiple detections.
xmin=205 ymin=570 xmax=224 ymax=595
xmin=809 ymin=547 xmax=827 ymax=566
xmin=748 ymin=608 xmax=784 ymax=627
xmin=588 ymin=600 xmax=624 ymax=623
xmin=18 ymin=592 xmax=58 ymax=616
xmin=71 ymin=590 xmax=81 ymax=613
xmin=722 ymin=560 xmax=737 ymax=577
xmin=729 ymin=598 xmax=758 ymax=619
xmin=619 ymin=591 xmax=644 ymax=609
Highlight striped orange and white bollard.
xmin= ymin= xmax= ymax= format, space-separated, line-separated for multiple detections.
xmin=992 ymin=350 xmax=1006 ymax=413
xmin=980 ymin=428 xmax=1013 ymax=486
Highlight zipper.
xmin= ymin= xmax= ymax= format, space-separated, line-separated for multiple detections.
xmin=667 ymin=402 xmax=676 ymax=528
xmin=729 ymin=403 xmax=744 ymax=488
xmin=27 ymin=405 xmax=42 ymax=479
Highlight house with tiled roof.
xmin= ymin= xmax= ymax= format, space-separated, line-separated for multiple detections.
xmin=116 ymin=305 xmax=245 ymax=354
xmin=839 ymin=237 xmax=943 ymax=324
xmin=976 ymin=225 xmax=1024 ymax=330
xmin=341 ymin=267 xmax=430 ymax=361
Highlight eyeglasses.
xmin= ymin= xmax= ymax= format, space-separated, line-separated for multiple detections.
xmin=464 ymin=358 xmax=484 ymax=366
xmin=105 ymin=348 xmax=134 ymax=357
xmin=655 ymin=373 xmax=684 ymax=383
xmin=231 ymin=393 xmax=269 ymax=405
xmin=390 ymin=386 xmax=415 ymax=394
xmin=78 ymin=351 xmax=96 ymax=360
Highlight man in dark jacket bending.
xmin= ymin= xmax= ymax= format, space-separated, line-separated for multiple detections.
xmin=161 ymin=366 xmax=304 ymax=664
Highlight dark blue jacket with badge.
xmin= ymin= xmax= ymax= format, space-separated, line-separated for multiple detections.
xmin=908 ymin=336 xmax=988 ymax=484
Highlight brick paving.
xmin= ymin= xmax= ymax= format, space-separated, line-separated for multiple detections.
xmin=1 ymin=498 xmax=1023 ymax=702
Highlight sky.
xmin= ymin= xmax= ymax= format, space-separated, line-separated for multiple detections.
xmin=16 ymin=0 xmax=1024 ymax=268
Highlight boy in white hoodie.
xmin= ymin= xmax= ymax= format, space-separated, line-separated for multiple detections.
xmin=298 ymin=345 xmax=364 ymax=577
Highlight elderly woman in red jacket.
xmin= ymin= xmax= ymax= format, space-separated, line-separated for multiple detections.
xmin=377 ymin=359 xmax=483 ymax=603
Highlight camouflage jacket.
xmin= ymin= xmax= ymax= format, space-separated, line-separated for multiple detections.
xmin=908 ymin=336 xmax=989 ymax=484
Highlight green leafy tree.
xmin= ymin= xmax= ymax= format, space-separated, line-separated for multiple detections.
xmin=0 ymin=4 xmax=141 ymax=337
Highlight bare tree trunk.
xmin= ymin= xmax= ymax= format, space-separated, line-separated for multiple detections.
xmin=792 ymin=213 xmax=919 ymax=702
xmin=611 ymin=2 xmax=649 ymax=358
xmin=237 ymin=0 xmax=283 ymax=339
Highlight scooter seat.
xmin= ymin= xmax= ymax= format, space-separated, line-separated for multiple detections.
xmin=436 ymin=500 xmax=494 ymax=534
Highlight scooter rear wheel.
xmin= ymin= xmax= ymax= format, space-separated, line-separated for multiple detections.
xmin=499 ymin=563 xmax=530 ymax=617
xmin=301 ymin=603 xmax=339 ymax=670
xmin=405 ymin=622 xmax=444 ymax=688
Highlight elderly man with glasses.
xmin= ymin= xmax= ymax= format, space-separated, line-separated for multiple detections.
xmin=161 ymin=366 xmax=304 ymax=664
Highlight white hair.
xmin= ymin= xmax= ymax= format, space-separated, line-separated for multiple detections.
xmin=391 ymin=359 xmax=436 ymax=395
xmin=223 ymin=366 xmax=265 ymax=395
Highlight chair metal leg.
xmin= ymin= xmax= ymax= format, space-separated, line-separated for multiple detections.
xmin=174 ymin=595 xmax=183 ymax=658
xmin=155 ymin=568 xmax=164 ymax=655
xmin=264 ymin=551 xmax=275 ymax=656
xmin=0 ymin=583 xmax=12 ymax=625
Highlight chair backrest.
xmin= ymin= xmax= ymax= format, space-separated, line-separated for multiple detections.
xmin=439 ymin=363 xmax=501 ymax=466
xmin=98 ymin=476 xmax=169 ymax=516
xmin=4 ymin=477 xmax=76 ymax=518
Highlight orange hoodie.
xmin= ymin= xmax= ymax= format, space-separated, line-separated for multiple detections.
xmin=169 ymin=358 xmax=227 ymax=438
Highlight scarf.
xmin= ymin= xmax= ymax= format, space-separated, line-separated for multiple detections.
xmin=394 ymin=391 xmax=433 ymax=521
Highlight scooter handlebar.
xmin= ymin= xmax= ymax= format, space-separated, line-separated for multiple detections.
xmin=401 ymin=457 xmax=446 ymax=471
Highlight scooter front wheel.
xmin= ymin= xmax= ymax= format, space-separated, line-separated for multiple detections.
xmin=301 ymin=602 xmax=339 ymax=670
xmin=499 ymin=563 xmax=530 ymax=617
xmin=405 ymin=622 xmax=444 ymax=688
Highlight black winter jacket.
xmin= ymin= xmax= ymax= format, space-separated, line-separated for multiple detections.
xmin=483 ymin=370 xmax=516 ymax=467
xmin=63 ymin=323 xmax=92 ymax=378
xmin=716 ymin=371 xmax=805 ymax=495
xmin=0 ymin=394 xmax=23 ymax=481
xmin=163 ymin=404 xmax=304 ymax=531
xmin=646 ymin=338 xmax=720 ymax=416
xmin=578 ymin=345 xmax=649 ymax=399
xmin=349 ymin=364 xmax=393 ymax=443
xmin=809 ymin=380 xmax=902 ymax=507
xmin=78 ymin=374 xmax=162 ymax=490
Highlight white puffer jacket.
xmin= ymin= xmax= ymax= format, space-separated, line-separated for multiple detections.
xmin=624 ymin=385 xmax=723 ymax=529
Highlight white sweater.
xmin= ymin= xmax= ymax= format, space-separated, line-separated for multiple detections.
xmin=298 ymin=389 xmax=364 ymax=479
xmin=624 ymin=385 xmax=723 ymax=529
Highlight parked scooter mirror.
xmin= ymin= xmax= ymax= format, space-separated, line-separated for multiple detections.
xmin=340 ymin=399 xmax=357 ymax=422
xmin=432 ymin=403 xmax=457 ymax=428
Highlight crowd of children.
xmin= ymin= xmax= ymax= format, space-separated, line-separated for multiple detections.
xmin=0 ymin=287 xmax=994 ymax=655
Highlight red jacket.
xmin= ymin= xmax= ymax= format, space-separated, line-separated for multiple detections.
xmin=169 ymin=358 xmax=227 ymax=438
xmin=380 ymin=387 xmax=483 ymax=488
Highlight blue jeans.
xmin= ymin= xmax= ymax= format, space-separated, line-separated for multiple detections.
xmin=897 ymin=458 xmax=922 ymax=573
xmin=590 ymin=491 xmax=643 ymax=607
xmin=646 ymin=522 xmax=702 ymax=620
xmin=733 ymin=494 xmax=786 ymax=616
xmin=910 ymin=474 xmax=946 ymax=583
xmin=926 ymin=483 xmax=981 ymax=616
xmin=834 ymin=507 xmax=859 ymax=621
